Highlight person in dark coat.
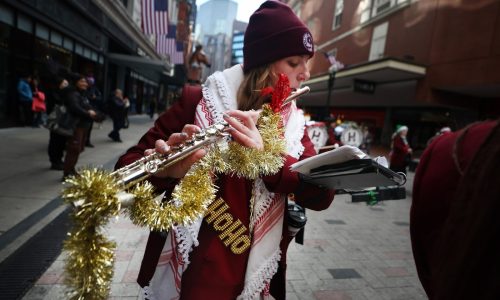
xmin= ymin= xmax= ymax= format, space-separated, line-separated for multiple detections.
xmin=107 ymin=88 xmax=126 ymax=142
xmin=62 ymin=75 xmax=97 ymax=179
xmin=84 ymin=75 xmax=102 ymax=148
xmin=410 ymin=119 xmax=499 ymax=299
xmin=47 ymin=77 xmax=69 ymax=170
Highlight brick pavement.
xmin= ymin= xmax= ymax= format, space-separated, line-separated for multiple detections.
xmin=24 ymin=176 xmax=426 ymax=300
xmin=9 ymin=117 xmax=425 ymax=299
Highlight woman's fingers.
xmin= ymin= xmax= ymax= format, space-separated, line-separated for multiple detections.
xmin=227 ymin=127 xmax=262 ymax=149
xmin=144 ymin=148 xmax=155 ymax=156
xmin=167 ymin=124 xmax=201 ymax=145
xmin=223 ymin=110 xmax=263 ymax=150
xmin=224 ymin=110 xmax=257 ymax=131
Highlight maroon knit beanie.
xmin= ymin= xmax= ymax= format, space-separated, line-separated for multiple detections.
xmin=243 ymin=1 xmax=314 ymax=73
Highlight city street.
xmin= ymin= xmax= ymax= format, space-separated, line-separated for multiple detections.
xmin=0 ymin=115 xmax=426 ymax=299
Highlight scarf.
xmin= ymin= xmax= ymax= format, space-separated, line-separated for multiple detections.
xmin=141 ymin=65 xmax=305 ymax=300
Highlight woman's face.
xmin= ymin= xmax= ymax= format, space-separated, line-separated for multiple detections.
xmin=76 ymin=78 xmax=88 ymax=90
xmin=271 ymin=55 xmax=311 ymax=89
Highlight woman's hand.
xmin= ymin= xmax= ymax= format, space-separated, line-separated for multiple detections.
xmin=144 ymin=124 xmax=206 ymax=178
xmin=223 ymin=110 xmax=263 ymax=150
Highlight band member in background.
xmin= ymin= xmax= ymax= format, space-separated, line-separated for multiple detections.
xmin=411 ymin=119 xmax=499 ymax=299
xmin=389 ymin=125 xmax=412 ymax=174
xmin=116 ymin=2 xmax=335 ymax=299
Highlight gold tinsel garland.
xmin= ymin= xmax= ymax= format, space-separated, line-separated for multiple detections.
xmin=62 ymin=104 xmax=285 ymax=299
xmin=127 ymin=162 xmax=217 ymax=232
xmin=62 ymin=169 xmax=121 ymax=300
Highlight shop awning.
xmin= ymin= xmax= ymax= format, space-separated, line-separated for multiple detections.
xmin=107 ymin=53 xmax=171 ymax=83
xmin=299 ymin=58 xmax=428 ymax=107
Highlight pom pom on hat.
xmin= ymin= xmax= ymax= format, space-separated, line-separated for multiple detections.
xmin=396 ymin=125 xmax=409 ymax=133
xmin=243 ymin=1 xmax=314 ymax=73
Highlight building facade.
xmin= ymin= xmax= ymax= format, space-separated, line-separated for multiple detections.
xmin=286 ymin=0 xmax=500 ymax=148
xmin=0 ymin=0 xmax=197 ymax=127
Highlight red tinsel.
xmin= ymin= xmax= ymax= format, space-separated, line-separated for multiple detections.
xmin=271 ymin=74 xmax=291 ymax=113
xmin=259 ymin=74 xmax=291 ymax=113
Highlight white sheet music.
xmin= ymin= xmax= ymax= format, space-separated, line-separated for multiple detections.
xmin=290 ymin=145 xmax=368 ymax=175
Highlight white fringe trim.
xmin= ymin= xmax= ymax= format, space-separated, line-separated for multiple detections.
xmin=173 ymin=219 xmax=201 ymax=265
xmin=250 ymin=179 xmax=275 ymax=230
xmin=140 ymin=285 xmax=158 ymax=300
xmin=237 ymin=248 xmax=281 ymax=300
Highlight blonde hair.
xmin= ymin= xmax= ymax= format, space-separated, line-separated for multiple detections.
xmin=237 ymin=64 xmax=276 ymax=111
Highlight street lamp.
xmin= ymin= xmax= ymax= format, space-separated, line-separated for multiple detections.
xmin=326 ymin=64 xmax=339 ymax=121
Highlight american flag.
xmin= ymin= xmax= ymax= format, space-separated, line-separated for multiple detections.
xmin=156 ymin=25 xmax=184 ymax=64
xmin=142 ymin=0 xmax=169 ymax=35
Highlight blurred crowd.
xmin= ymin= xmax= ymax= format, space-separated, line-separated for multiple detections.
xmin=17 ymin=71 xmax=131 ymax=181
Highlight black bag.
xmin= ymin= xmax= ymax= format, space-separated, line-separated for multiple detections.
xmin=287 ymin=202 xmax=307 ymax=245
xmin=45 ymin=105 xmax=78 ymax=137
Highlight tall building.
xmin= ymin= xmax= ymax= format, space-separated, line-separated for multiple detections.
xmin=230 ymin=20 xmax=246 ymax=66
xmin=196 ymin=0 xmax=237 ymax=77
xmin=286 ymin=0 xmax=500 ymax=149
xmin=231 ymin=31 xmax=244 ymax=66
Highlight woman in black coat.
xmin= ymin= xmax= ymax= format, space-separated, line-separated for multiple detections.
xmin=62 ymin=75 xmax=96 ymax=179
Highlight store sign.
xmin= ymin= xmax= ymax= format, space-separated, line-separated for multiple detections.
xmin=353 ymin=79 xmax=376 ymax=94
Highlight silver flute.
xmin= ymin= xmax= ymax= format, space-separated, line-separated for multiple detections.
xmin=110 ymin=86 xmax=310 ymax=193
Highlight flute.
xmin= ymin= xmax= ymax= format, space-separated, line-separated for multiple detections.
xmin=88 ymin=86 xmax=310 ymax=207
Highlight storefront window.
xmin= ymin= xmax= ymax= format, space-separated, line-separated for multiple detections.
xmin=63 ymin=37 xmax=73 ymax=51
xmin=83 ymin=47 xmax=91 ymax=59
xmin=35 ymin=23 xmax=49 ymax=40
xmin=0 ymin=22 xmax=11 ymax=50
xmin=0 ymin=4 xmax=14 ymax=25
xmin=50 ymin=31 xmax=62 ymax=46
xmin=17 ymin=14 xmax=32 ymax=33
xmin=75 ymin=43 xmax=83 ymax=55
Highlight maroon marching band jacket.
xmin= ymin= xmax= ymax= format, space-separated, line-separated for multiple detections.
xmin=410 ymin=120 xmax=497 ymax=298
xmin=115 ymin=85 xmax=335 ymax=299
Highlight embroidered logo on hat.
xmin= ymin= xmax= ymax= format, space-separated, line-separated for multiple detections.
xmin=303 ymin=32 xmax=313 ymax=52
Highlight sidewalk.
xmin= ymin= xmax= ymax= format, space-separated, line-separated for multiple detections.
xmin=0 ymin=116 xmax=426 ymax=299
xmin=0 ymin=115 xmax=155 ymax=299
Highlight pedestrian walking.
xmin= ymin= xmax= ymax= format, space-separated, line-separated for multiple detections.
xmin=107 ymin=88 xmax=126 ymax=142
xmin=84 ymin=75 xmax=102 ymax=148
xmin=31 ymin=78 xmax=47 ymax=127
xmin=17 ymin=72 xmax=33 ymax=126
xmin=62 ymin=74 xmax=97 ymax=180
xmin=115 ymin=2 xmax=335 ymax=299
xmin=47 ymin=77 xmax=69 ymax=170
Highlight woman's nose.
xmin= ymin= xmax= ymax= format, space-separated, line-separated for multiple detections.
xmin=298 ymin=68 xmax=310 ymax=82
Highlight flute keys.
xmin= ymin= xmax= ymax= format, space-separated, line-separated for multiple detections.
xmin=195 ymin=132 xmax=206 ymax=140
xmin=172 ymin=143 xmax=185 ymax=151
xmin=206 ymin=127 xmax=217 ymax=136
xmin=145 ymin=160 xmax=159 ymax=173
xmin=214 ymin=123 xmax=226 ymax=132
